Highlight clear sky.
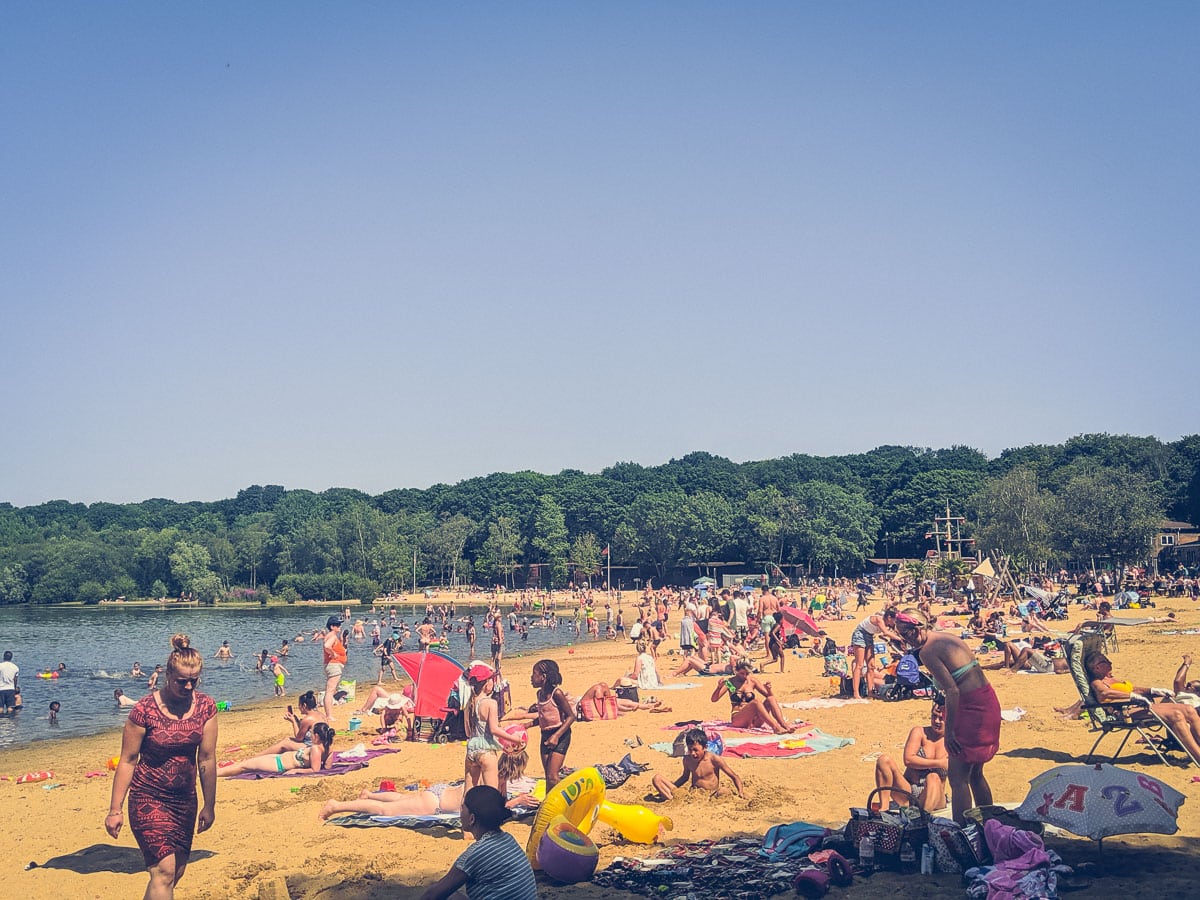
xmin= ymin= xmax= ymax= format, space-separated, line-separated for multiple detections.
xmin=3 ymin=3 xmax=1197 ymax=507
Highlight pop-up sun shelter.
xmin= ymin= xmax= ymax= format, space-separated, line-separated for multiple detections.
xmin=392 ymin=650 xmax=465 ymax=721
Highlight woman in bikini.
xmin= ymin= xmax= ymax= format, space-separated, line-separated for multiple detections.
xmin=1085 ymin=651 xmax=1200 ymax=761
xmin=318 ymin=741 xmax=533 ymax=821
xmin=710 ymin=659 xmax=794 ymax=734
xmin=219 ymin=723 xmax=334 ymax=777
xmin=874 ymin=700 xmax=948 ymax=812
xmin=894 ymin=610 xmax=998 ymax=824
xmin=257 ymin=691 xmax=327 ymax=756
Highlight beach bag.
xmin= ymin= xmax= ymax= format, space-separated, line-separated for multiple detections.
xmin=928 ymin=817 xmax=986 ymax=873
xmin=578 ymin=694 xmax=619 ymax=722
xmin=845 ymin=788 xmax=929 ymax=866
xmin=823 ymin=652 xmax=849 ymax=679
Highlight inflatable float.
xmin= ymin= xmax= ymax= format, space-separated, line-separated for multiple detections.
xmin=537 ymin=816 xmax=599 ymax=883
xmin=524 ymin=767 xmax=672 ymax=867
xmin=37 ymin=672 xmax=59 ymax=679
xmin=17 ymin=771 xmax=54 ymax=784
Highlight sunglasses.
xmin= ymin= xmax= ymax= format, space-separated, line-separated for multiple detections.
xmin=173 ymin=676 xmax=200 ymax=687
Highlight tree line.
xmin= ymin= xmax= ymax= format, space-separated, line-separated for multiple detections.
xmin=1 ymin=433 xmax=1197 ymax=604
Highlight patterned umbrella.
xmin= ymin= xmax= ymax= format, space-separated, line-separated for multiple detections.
xmin=1015 ymin=763 xmax=1185 ymax=842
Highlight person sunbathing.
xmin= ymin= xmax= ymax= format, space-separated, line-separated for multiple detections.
xmin=574 ymin=682 xmax=670 ymax=719
xmin=874 ymin=701 xmax=948 ymax=812
xmin=1085 ymin=651 xmax=1200 ymax=761
xmin=710 ymin=659 xmax=794 ymax=734
xmin=221 ymin=722 xmax=334 ymax=777
xmin=318 ymin=744 xmax=534 ymax=820
xmin=258 ymin=691 xmax=328 ymax=755
xmin=671 ymin=654 xmax=734 ymax=678
xmin=218 ymin=724 xmax=333 ymax=777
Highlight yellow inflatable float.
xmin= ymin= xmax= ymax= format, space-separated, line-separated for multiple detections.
xmin=524 ymin=767 xmax=673 ymax=867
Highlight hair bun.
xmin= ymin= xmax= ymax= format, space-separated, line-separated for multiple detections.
xmin=171 ymin=634 xmax=191 ymax=651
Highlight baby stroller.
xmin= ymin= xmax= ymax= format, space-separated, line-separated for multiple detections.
xmin=882 ymin=651 xmax=936 ymax=702
xmin=431 ymin=688 xmax=466 ymax=744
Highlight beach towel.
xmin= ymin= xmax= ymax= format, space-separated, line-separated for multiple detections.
xmin=649 ymin=727 xmax=852 ymax=759
xmin=326 ymin=802 xmax=539 ymax=829
xmin=780 ymin=697 xmax=870 ymax=710
xmin=226 ymin=747 xmax=400 ymax=780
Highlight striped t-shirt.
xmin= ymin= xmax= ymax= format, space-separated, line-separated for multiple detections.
xmin=454 ymin=829 xmax=537 ymax=900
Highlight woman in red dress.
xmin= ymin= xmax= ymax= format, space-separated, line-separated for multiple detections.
xmin=106 ymin=634 xmax=218 ymax=899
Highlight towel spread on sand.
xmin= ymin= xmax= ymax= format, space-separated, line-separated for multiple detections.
xmin=226 ymin=747 xmax=400 ymax=780
xmin=650 ymin=727 xmax=853 ymax=759
xmin=326 ymin=803 xmax=540 ymax=829
xmin=780 ymin=697 xmax=871 ymax=710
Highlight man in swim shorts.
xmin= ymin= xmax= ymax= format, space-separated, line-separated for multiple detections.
xmin=894 ymin=610 xmax=999 ymax=824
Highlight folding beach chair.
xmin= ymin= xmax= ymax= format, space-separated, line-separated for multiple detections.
xmin=1062 ymin=632 xmax=1198 ymax=768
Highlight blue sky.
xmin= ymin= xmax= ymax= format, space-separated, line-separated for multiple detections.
xmin=2 ymin=3 xmax=1197 ymax=506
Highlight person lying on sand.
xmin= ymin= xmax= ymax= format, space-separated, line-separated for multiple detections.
xmin=319 ymin=744 xmax=534 ymax=820
xmin=651 ymin=728 xmax=744 ymax=800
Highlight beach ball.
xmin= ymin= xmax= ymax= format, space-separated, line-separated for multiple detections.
xmin=537 ymin=816 xmax=599 ymax=883
xmin=107 ymin=756 xmax=120 ymax=771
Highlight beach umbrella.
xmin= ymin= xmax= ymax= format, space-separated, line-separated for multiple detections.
xmin=855 ymin=581 xmax=873 ymax=593
xmin=1014 ymin=763 xmax=1184 ymax=843
xmin=392 ymin=650 xmax=465 ymax=719
xmin=692 ymin=576 xmax=717 ymax=586
xmin=777 ymin=606 xmax=825 ymax=637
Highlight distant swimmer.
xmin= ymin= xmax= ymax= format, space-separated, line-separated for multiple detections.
xmin=114 ymin=688 xmax=136 ymax=709
xmin=147 ymin=664 xmax=163 ymax=691
xmin=213 ymin=641 xmax=234 ymax=660
xmin=130 ymin=662 xmax=143 ymax=678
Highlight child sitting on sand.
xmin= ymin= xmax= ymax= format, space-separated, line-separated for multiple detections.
xmin=419 ymin=785 xmax=537 ymax=900
xmin=651 ymin=728 xmax=744 ymax=800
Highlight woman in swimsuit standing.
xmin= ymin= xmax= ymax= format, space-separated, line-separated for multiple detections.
xmin=894 ymin=610 xmax=998 ymax=824
xmin=849 ymin=606 xmax=903 ymax=700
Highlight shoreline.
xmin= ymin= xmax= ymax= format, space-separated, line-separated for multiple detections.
xmin=5 ymin=595 xmax=1200 ymax=899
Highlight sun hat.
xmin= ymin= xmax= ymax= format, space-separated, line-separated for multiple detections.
xmin=385 ymin=693 xmax=410 ymax=710
xmin=467 ymin=663 xmax=494 ymax=682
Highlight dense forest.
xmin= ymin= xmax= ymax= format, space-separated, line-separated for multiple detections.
xmin=1 ymin=434 xmax=1198 ymax=605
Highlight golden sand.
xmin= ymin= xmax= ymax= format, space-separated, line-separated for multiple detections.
xmin=4 ymin=595 xmax=1199 ymax=899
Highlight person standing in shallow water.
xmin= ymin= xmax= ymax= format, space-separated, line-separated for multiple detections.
xmin=106 ymin=634 xmax=217 ymax=900
xmin=894 ymin=610 xmax=999 ymax=823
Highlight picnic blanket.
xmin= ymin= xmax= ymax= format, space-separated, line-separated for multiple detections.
xmin=649 ymin=727 xmax=852 ymax=759
xmin=326 ymin=802 xmax=539 ymax=829
xmin=225 ymin=747 xmax=399 ymax=780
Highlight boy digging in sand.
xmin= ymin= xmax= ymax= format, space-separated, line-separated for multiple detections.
xmin=652 ymin=728 xmax=744 ymax=800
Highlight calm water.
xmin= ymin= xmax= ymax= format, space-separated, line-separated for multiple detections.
xmin=0 ymin=603 xmax=588 ymax=748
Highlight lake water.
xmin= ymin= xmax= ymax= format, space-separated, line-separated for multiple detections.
xmin=0 ymin=602 xmax=591 ymax=748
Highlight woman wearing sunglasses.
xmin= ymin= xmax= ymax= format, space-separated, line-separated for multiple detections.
xmin=893 ymin=610 xmax=999 ymax=824
xmin=106 ymin=634 xmax=218 ymax=900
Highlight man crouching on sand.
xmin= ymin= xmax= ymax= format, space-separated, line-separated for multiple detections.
xmin=652 ymin=728 xmax=744 ymax=800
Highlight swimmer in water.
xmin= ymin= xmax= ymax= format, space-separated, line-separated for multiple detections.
xmin=130 ymin=662 xmax=143 ymax=678
xmin=114 ymin=688 xmax=137 ymax=709
xmin=213 ymin=641 xmax=234 ymax=660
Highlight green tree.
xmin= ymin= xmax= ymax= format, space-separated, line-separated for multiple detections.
xmin=970 ymin=467 xmax=1052 ymax=572
xmin=789 ymin=482 xmax=879 ymax=575
xmin=0 ymin=563 xmax=29 ymax=604
xmin=480 ymin=516 xmax=523 ymax=588
xmin=169 ymin=540 xmax=222 ymax=603
xmin=532 ymin=496 xmax=570 ymax=586
xmin=422 ymin=514 xmax=477 ymax=586
xmin=570 ymin=532 xmax=603 ymax=586
xmin=1052 ymin=467 xmax=1163 ymax=571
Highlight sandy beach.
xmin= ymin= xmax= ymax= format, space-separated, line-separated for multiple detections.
xmin=4 ymin=594 xmax=1199 ymax=900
